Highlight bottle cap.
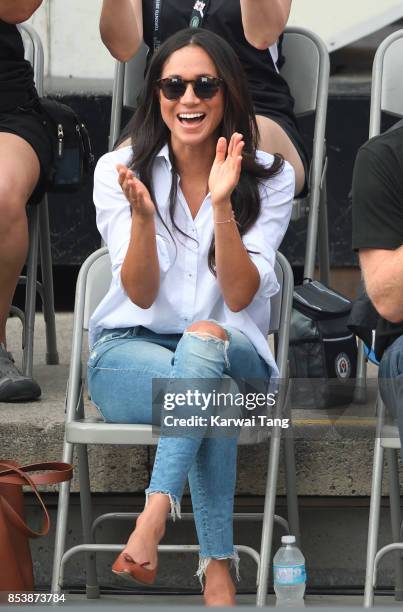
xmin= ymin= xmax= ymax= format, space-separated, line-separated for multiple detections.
xmin=281 ymin=535 xmax=296 ymax=544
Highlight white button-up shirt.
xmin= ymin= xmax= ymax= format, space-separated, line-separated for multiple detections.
xmin=90 ymin=145 xmax=294 ymax=374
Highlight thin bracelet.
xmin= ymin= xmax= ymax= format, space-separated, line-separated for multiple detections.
xmin=215 ymin=210 xmax=237 ymax=224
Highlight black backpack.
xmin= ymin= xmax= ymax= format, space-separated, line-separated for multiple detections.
xmin=289 ymin=281 xmax=357 ymax=409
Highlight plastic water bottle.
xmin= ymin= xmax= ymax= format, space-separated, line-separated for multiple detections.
xmin=273 ymin=535 xmax=306 ymax=607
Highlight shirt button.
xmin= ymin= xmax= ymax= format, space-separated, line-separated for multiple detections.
xmin=188 ymin=273 xmax=193 ymax=278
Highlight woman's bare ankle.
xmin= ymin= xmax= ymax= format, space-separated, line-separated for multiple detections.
xmin=203 ymin=560 xmax=236 ymax=607
xmin=140 ymin=493 xmax=171 ymax=534
xmin=136 ymin=509 xmax=165 ymax=542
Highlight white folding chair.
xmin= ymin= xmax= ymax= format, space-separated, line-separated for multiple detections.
xmin=108 ymin=28 xmax=330 ymax=285
xmin=363 ymin=29 xmax=403 ymax=608
xmin=51 ymin=247 xmax=298 ymax=606
xmin=11 ymin=24 xmax=59 ymax=377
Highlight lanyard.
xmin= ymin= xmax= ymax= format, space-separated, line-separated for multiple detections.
xmin=153 ymin=0 xmax=211 ymax=50
xmin=153 ymin=0 xmax=163 ymax=50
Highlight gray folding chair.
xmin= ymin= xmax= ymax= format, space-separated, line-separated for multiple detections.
xmin=108 ymin=28 xmax=330 ymax=285
xmin=363 ymin=29 xmax=403 ymax=608
xmin=10 ymin=24 xmax=59 ymax=376
xmin=51 ymin=247 xmax=298 ymax=606
xmin=281 ymin=27 xmax=330 ymax=285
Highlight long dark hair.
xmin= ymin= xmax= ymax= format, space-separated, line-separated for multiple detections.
xmin=129 ymin=28 xmax=284 ymax=274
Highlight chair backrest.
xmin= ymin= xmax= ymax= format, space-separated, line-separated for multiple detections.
xmin=281 ymin=28 xmax=328 ymax=117
xmin=369 ymin=29 xmax=403 ymax=138
xmin=18 ymin=23 xmax=44 ymax=97
xmin=108 ymin=43 xmax=148 ymax=150
xmin=66 ymin=246 xmax=292 ymax=424
xmin=108 ymin=27 xmax=329 ymax=149
xmin=79 ymin=247 xmax=293 ymax=375
xmin=82 ymin=248 xmax=290 ymax=328
xmin=123 ymin=42 xmax=149 ymax=110
xmin=83 ymin=247 xmax=111 ymax=330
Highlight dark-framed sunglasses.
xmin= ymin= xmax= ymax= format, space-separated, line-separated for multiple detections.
xmin=156 ymin=75 xmax=223 ymax=100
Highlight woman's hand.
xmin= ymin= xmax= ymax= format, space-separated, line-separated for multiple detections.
xmin=208 ymin=133 xmax=245 ymax=207
xmin=117 ymin=164 xmax=155 ymax=218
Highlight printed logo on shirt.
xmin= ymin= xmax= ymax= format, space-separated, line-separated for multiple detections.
xmin=190 ymin=15 xmax=201 ymax=27
xmin=194 ymin=1 xmax=206 ymax=16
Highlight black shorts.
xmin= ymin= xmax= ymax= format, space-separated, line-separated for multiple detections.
xmin=0 ymin=100 xmax=53 ymax=205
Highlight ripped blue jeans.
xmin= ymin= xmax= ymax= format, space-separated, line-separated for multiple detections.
xmin=87 ymin=323 xmax=271 ymax=582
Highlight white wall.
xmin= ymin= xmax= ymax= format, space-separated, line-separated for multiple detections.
xmin=288 ymin=0 xmax=403 ymax=51
xmin=27 ymin=0 xmax=403 ymax=79
xmin=28 ymin=0 xmax=115 ymax=79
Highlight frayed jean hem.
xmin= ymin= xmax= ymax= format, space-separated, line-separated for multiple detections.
xmin=195 ymin=548 xmax=240 ymax=590
xmin=144 ymin=489 xmax=181 ymax=521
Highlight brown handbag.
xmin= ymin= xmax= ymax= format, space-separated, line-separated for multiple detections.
xmin=0 ymin=460 xmax=73 ymax=592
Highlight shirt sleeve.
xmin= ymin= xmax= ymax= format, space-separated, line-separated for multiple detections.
xmin=352 ymin=143 xmax=403 ymax=251
xmin=242 ymin=159 xmax=295 ymax=299
xmin=93 ymin=152 xmax=173 ymax=287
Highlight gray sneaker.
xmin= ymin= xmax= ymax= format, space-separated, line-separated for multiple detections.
xmin=0 ymin=344 xmax=41 ymax=402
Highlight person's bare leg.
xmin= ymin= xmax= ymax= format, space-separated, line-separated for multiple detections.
xmin=204 ymin=559 xmax=236 ymax=607
xmin=121 ymin=493 xmax=170 ymax=569
xmin=0 ymin=133 xmax=41 ymax=346
xmin=256 ymin=114 xmax=305 ymax=196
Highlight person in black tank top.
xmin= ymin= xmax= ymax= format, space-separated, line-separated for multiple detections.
xmin=100 ymin=0 xmax=308 ymax=195
xmin=0 ymin=19 xmax=36 ymax=111
xmin=0 ymin=1 xmax=52 ymax=402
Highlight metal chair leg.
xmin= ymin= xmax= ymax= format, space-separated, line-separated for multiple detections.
xmin=364 ymin=436 xmax=384 ymax=607
xmin=318 ymin=177 xmax=330 ymax=286
xmin=256 ymin=427 xmax=282 ymax=607
xmin=39 ymin=195 xmax=59 ymax=365
xmin=283 ymin=430 xmax=300 ymax=544
xmin=354 ymin=340 xmax=368 ymax=404
xmin=22 ymin=205 xmax=40 ymax=377
xmin=386 ymin=448 xmax=403 ymax=601
xmin=77 ymin=444 xmax=100 ymax=599
xmin=51 ymin=440 xmax=74 ymax=594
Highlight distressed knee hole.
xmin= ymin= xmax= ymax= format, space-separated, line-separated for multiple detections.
xmin=185 ymin=321 xmax=228 ymax=342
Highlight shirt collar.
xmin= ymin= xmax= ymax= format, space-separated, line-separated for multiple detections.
xmin=156 ymin=143 xmax=172 ymax=171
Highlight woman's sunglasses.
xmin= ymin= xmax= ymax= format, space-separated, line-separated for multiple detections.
xmin=156 ymin=76 xmax=223 ymax=100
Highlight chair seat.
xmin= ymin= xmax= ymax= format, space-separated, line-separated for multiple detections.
xmin=66 ymin=417 xmax=275 ymax=445
xmin=66 ymin=419 xmax=158 ymax=445
xmin=380 ymin=424 xmax=401 ymax=449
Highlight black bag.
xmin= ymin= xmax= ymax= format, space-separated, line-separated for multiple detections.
xmin=289 ymin=281 xmax=357 ymax=409
xmin=38 ymin=98 xmax=94 ymax=192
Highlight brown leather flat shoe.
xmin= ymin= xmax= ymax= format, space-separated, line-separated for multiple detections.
xmin=112 ymin=552 xmax=157 ymax=585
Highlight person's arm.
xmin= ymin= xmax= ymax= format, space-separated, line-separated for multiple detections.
xmin=116 ymin=165 xmax=160 ymax=308
xmin=100 ymin=0 xmax=143 ymax=61
xmin=208 ymin=134 xmax=259 ymax=312
xmin=240 ymin=0 xmax=292 ymax=49
xmin=0 ymin=0 xmax=43 ymax=24
xmin=359 ymin=247 xmax=403 ymax=324
xmin=94 ymin=154 xmax=172 ymax=310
